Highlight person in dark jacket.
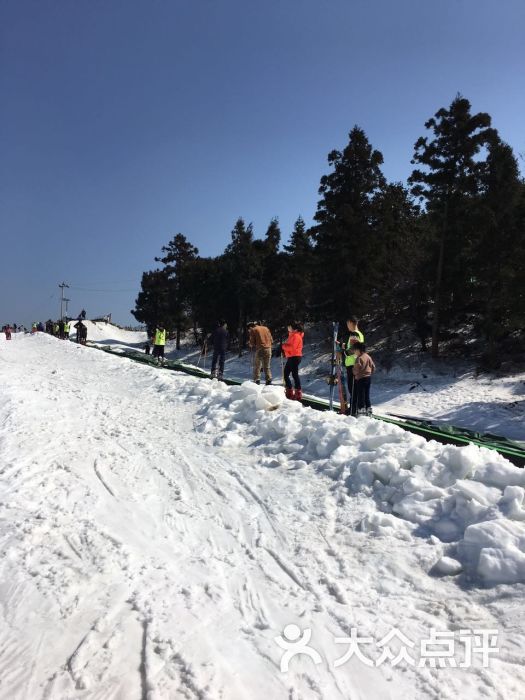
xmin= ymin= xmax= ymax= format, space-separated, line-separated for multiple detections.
xmin=210 ymin=320 xmax=229 ymax=380
xmin=74 ymin=320 xmax=87 ymax=345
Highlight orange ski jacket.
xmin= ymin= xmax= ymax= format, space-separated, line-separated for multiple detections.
xmin=282 ymin=331 xmax=304 ymax=358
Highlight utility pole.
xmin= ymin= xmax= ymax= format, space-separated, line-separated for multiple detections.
xmin=64 ymin=298 xmax=70 ymax=318
xmin=58 ymin=282 xmax=69 ymax=320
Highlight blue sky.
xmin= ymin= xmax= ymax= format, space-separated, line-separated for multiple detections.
xmin=1 ymin=0 xmax=524 ymax=325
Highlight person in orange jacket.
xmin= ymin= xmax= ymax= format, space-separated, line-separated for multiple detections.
xmin=282 ymin=322 xmax=304 ymax=400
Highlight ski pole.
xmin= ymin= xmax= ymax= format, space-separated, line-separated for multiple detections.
xmin=196 ymin=341 xmax=202 ymax=367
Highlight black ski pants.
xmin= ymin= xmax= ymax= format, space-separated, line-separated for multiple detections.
xmin=284 ymin=356 xmax=301 ymax=390
xmin=356 ymin=377 xmax=372 ymax=410
xmin=211 ymin=349 xmax=226 ymax=375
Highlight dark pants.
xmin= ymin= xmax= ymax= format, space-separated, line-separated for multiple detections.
xmin=284 ymin=356 xmax=301 ymax=390
xmin=153 ymin=344 xmax=165 ymax=358
xmin=346 ymin=367 xmax=357 ymax=415
xmin=211 ymin=349 xmax=226 ymax=375
xmin=356 ymin=377 xmax=372 ymax=410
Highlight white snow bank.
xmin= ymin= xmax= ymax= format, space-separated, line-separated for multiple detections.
xmin=78 ymin=320 xmax=147 ymax=347
xmin=178 ymin=378 xmax=525 ymax=585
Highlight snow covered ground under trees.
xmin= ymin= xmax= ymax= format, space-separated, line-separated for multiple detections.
xmin=86 ymin=321 xmax=525 ymax=442
xmin=1 ymin=330 xmax=524 ymax=699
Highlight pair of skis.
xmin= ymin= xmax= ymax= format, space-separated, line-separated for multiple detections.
xmin=328 ymin=322 xmax=347 ymax=414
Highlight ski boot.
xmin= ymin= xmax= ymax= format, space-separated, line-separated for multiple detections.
xmin=255 ymin=379 xmax=261 ymax=385
xmin=294 ymin=389 xmax=303 ymax=401
xmin=285 ymin=387 xmax=295 ymax=400
xmin=366 ymin=407 xmax=373 ymax=417
xmin=265 ymin=378 xmax=272 ymax=386
xmin=210 ymin=369 xmax=218 ymax=380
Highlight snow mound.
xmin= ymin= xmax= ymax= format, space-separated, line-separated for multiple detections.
xmin=180 ymin=378 xmax=525 ymax=585
xmin=78 ymin=320 xmax=147 ymax=347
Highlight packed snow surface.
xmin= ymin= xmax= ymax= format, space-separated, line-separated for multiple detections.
xmin=1 ymin=332 xmax=524 ymax=699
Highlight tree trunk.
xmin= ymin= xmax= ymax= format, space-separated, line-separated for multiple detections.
xmin=176 ymin=326 xmax=181 ymax=350
xmin=431 ymin=200 xmax=449 ymax=358
xmin=237 ymin=308 xmax=243 ymax=357
xmin=192 ymin=319 xmax=199 ymax=346
xmin=431 ymin=235 xmax=445 ymax=358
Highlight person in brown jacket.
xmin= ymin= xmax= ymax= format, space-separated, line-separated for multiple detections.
xmin=352 ymin=342 xmax=375 ymax=416
xmin=247 ymin=321 xmax=273 ymax=385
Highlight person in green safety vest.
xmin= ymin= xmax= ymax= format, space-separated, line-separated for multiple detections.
xmin=64 ymin=320 xmax=70 ymax=339
xmin=153 ymin=325 xmax=167 ymax=365
xmin=338 ymin=316 xmax=364 ymax=416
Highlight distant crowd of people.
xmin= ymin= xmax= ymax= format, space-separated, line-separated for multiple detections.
xmin=2 ymin=322 xmax=26 ymax=337
xmin=43 ymin=313 xmax=88 ymax=345
xmin=146 ymin=315 xmax=376 ymax=416
xmin=2 ymin=310 xmax=89 ymax=346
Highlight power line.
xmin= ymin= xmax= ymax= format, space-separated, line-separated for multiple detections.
xmin=69 ymin=286 xmax=137 ymax=293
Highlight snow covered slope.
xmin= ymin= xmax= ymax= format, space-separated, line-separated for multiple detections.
xmin=76 ymin=320 xmax=147 ymax=347
xmin=1 ymin=333 xmax=524 ymax=699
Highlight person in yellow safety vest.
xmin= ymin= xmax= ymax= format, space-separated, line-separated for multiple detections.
xmin=153 ymin=326 xmax=167 ymax=365
xmin=339 ymin=316 xmax=364 ymax=416
xmin=53 ymin=322 xmax=59 ymax=336
xmin=64 ymin=321 xmax=70 ymax=338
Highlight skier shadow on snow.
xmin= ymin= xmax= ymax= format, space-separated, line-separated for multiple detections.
xmin=95 ymin=338 xmax=147 ymax=350
xmin=433 ymin=400 xmax=525 ymax=444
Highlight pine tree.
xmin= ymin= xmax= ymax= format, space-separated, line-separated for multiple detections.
xmin=368 ymin=184 xmax=427 ymax=344
xmin=264 ymin=217 xmax=281 ymax=255
xmin=260 ymin=218 xmax=287 ymax=329
xmin=312 ymin=126 xmax=386 ymax=319
xmin=283 ymin=216 xmax=314 ymax=320
xmin=471 ymin=139 xmax=525 ymax=365
xmin=409 ymin=95 xmax=497 ymax=356
xmin=131 ymin=269 xmax=171 ymax=334
xmin=156 ymin=233 xmax=199 ymax=349
xmin=185 ymin=256 xmax=230 ymax=345
xmin=224 ymin=218 xmax=266 ymax=353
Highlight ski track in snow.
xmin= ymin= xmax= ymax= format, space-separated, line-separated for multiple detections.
xmin=0 ymin=333 xmax=524 ymax=699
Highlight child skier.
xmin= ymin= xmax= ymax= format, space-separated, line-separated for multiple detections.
xmin=352 ymin=342 xmax=375 ymax=416
xmin=282 ymin=322 xmax=304 ymax=400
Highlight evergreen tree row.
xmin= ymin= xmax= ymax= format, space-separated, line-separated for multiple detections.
xmin=132 ymin=95 xmax=525 ymax=366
